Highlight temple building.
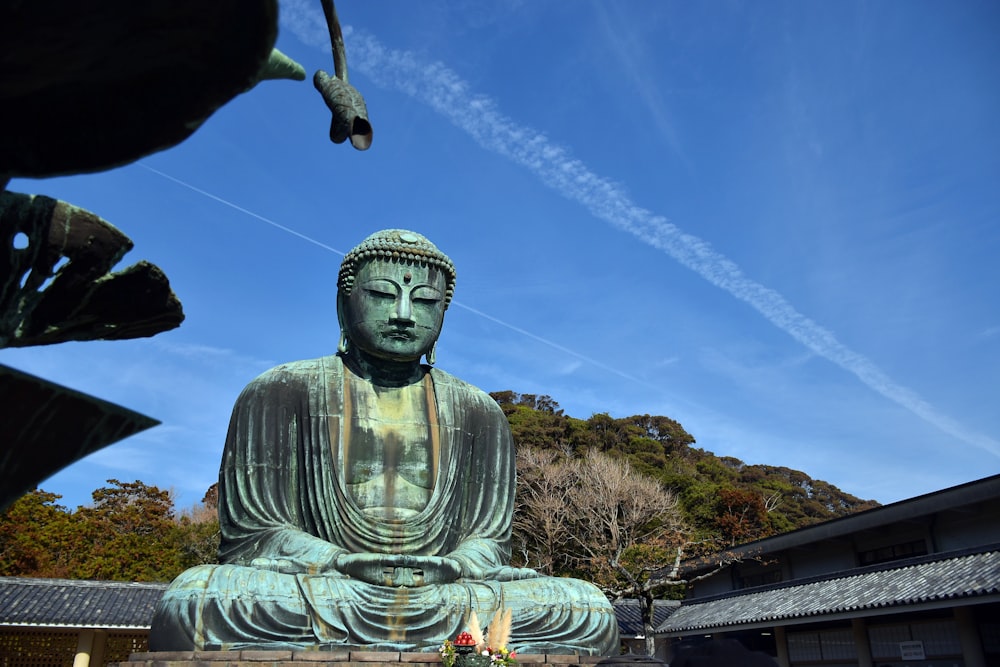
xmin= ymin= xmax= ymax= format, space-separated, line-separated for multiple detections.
xmin=657 ymin=474 xmax=1000 ymax=666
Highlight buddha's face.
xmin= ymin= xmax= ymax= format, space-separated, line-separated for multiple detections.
xmin=340 ymin=258 xmax=447 ymax=363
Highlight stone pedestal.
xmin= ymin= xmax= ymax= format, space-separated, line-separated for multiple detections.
xmin=115 ymin=650 xmax=607 ymax=667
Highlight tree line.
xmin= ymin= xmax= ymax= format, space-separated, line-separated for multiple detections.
xmin=0 ymin=391 xmax=878 ymax=654
xmin=490 ymin=390 xmax=878 ymax=545
xmin=491 ymin=391 xmax=878 ymax=652
xmin=0 ymin=481 xmax=218 ymax=582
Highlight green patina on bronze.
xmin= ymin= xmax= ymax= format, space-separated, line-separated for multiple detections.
xmin=150 ymin=230 xmax=619 ymax=655
xmin=314 ymin=0 xmax=373 ymax=151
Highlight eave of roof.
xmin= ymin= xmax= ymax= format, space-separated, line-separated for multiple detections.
xmin=0 ymin=577 xmax=168 ymax=630
xmin=658 ymin=548 xmax=1000 ymax=636
xmin=0 ymin=622 xmax=152 ymax=630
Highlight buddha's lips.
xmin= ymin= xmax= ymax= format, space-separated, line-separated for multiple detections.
xmin=384 ymin=329 xmax=415 ymax=341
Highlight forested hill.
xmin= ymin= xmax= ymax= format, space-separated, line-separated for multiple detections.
xmin=490 ymin=390 xmax=880 ymax=545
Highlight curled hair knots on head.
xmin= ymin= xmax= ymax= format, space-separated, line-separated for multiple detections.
xmin=338 ymin=229 xmax=457 ymax=306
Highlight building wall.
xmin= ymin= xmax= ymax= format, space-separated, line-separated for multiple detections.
xmin=784 ymin=541 xmax=856 ymax=579
xmin=0 ymin=627 xmax=78 ymax=666
xmin=934 ymin=498 xmax=1000 ymax=552
xmin=781 ymin=604 xmax=1000 ymax=667
xmin=0 ymin=627 xmax=149 ymax=667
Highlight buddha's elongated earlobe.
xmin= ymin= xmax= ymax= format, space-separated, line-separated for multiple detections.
xmin=336 ymin=290 xmax=350 ymax=355
xmin=426 ymin=342 xmax=437 ymax=365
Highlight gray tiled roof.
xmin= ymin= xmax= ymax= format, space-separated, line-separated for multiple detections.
xmin=658 ymin=549 xmax=1000 ymax=635
xmin=613 ymin=600 xmax=679 ymax=637
xmin=0 ymin=577 xmax=167 ymax=629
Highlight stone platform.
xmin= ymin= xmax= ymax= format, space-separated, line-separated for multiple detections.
xmin=116 ymin=650 xmax=608 ymax=667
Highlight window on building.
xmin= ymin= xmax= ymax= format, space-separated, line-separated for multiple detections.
xmin=857 ymin=539 xmax=927 ymax=566
xmin=869 ymin=620 xmax=960 ymax=661
xmin=737 ymin=568 xmax=782 ymax=589
xmin=868 ymin=623 xmax=911 ymax=658
xmin=787 ymin=627 xmax=858 ymax=664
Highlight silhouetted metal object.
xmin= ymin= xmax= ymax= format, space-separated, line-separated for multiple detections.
xmin=0 ymin=191 xmax=184 ymax=348
xmin=0 ymin=364 xmax=159 ymax=512
xmin=314 ymin=0 xmax=373 ymax=151
xmin=0 ymin=0 xmax=298 ymax=178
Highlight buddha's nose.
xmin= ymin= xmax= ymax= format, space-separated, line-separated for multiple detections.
xmin=392 ymin=296 xmax=414 ymax=323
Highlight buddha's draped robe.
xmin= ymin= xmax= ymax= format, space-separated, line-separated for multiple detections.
xmin=150 ymin=355 xmax=618 ymax=654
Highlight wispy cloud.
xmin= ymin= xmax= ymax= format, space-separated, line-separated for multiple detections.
xmin=150 ymin=339 xmax=276 ymax=374
xmin=453 ymin=302 xmax=645 ymax=385
xmin=980 ymin=325 xmax=1000 ymax=340
xmin=277 ymin=5 xmax=1000 ymax=458
xmin=590 ymin=3 xmax=687 ymax=163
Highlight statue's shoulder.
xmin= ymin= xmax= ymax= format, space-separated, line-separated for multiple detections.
xmin=246 ymin=355 xmax=343 ymax=389
xmin=428 ymin=367 xmax=502 ymax=414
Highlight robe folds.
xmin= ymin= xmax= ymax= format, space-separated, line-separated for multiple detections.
xmin=149 ymin=355 xmax=619 ymax=654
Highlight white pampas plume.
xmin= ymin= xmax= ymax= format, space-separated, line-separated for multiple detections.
xmin=487 ymin=605 xmax=512 ymax=650
xmin=467 ymin=610 xmax=486 ymax=650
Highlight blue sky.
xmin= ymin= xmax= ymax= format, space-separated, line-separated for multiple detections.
xmin=6 ymin=1 xmax=999 ymax=511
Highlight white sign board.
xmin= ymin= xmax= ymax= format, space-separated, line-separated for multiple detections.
xmin=900 ymin=640 xmax=925 ymax=660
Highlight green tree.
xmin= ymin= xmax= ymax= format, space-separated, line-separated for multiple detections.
xmin=70 ymin=479 xmax=182 ymax=581
xmin=491 ymin=391 xmax=573 ymax=450
xmin=0 ymin=489 xmax=78 ymax=577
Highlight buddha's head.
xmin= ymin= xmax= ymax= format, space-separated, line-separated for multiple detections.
xmin=337 ymin=230 xmax=456 ymax=365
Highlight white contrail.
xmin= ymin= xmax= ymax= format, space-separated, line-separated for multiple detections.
xmin=139 ymin=164 xmax=346 ymax=256
xmin=278 ymin=1 xmax=999 ymax=457
xmin=137 ymin=165 xmax=646 ymax=387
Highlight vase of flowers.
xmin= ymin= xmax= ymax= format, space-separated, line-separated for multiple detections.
xmin=440 ymin=607 xmax=518 ymax=667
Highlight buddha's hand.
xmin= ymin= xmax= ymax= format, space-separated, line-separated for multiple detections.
xmin=335 ymin=553 xmax=461 ymax=587
xmin=493 ymin=566 xmax=540 ymax=581
xmin=458 ymin=564 xmax=539 ymax=581
xmin=249 ymin=557 xmax=299 ymax=574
